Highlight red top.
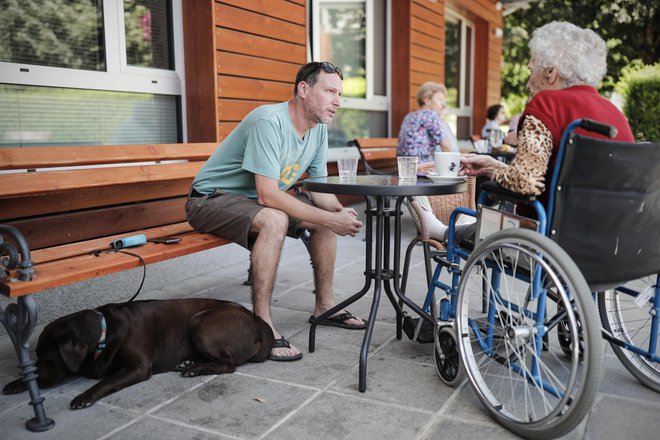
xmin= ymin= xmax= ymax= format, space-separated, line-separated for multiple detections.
xmin=523 ymin=85 xmax=634 ymax=150
xmin=519 ymin=85 xmax=634 ymax=210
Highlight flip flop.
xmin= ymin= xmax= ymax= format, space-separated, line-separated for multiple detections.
xmin=308 ymin=311 xmax=368 ymax=330
xmin=268 ymin=336 xmax=303 ymax=362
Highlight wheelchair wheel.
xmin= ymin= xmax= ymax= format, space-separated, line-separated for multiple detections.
xmin=456 ymin=229 xmax=603 ymax=439
xmin=434 ymin=325 xmax=465 ymax=386
xmin=598 ymin=275 xmax=660 ymax=392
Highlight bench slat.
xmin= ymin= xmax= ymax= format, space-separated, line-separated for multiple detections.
xmin=2 ymin=179 xmax=192 ymax=221
xmin=354 ymin=138 xmax=398 ymax=149
xmin=30 ymin=222 xmax=196 ymax=265
xmin=360 ymin=150 xmax=398 ymax=161
xmin=0 ymin=143 xmax=218 ymax=170
xmin=352 ymin=138 xmax=399 ymax=175
xmin=0 ymin=162 xmax=203 ymax=198
xmin=1 ymin=231 xmax=231 ymax=298
xmin=8 ymin=198 xmax=188 ymax=250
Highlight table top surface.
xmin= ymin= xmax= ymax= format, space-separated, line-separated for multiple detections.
xmin=303 ymin=174 xmax=467 ymax=197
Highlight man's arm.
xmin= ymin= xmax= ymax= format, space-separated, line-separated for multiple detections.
xmin=255 ymin=174 xmax=362 ymax=236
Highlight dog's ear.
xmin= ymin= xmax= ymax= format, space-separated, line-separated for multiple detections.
xmin=58 ymin=339 xmax=89 ymax=372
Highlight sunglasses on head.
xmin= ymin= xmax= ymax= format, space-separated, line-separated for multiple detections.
xmin=301 ymin=61 xmax=344 ymax=82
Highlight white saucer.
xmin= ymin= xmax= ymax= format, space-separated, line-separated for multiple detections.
xmin=425 ymin=173 xmax=467 ymax=183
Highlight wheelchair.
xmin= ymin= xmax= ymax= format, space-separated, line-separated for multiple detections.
xmin=404 ymin=119 xmax=660 ymax=439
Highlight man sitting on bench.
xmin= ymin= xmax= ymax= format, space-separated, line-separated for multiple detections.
xmin=186 ymin=62 xmax=366 ymax=361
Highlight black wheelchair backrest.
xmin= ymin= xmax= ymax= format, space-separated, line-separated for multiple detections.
xmin=549 ymin=134 xmax=660 ymax=286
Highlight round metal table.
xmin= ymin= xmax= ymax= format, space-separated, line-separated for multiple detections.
xmin=303 ymin=175 xmax=467 ymax=392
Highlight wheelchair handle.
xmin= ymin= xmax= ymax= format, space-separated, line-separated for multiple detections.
xmin=579 ymin=119 xmax=617 ymax=138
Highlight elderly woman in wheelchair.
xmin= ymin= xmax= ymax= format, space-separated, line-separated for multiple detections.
xmin=402 ymin=21 xmax=659 ymax=439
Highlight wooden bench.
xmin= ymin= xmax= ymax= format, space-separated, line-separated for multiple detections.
xmin=0 ymin=142 xmax=233 ymax=431
xmin=348 ymin=137 xmax=398 ymax=175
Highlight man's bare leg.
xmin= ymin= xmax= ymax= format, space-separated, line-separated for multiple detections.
xmin=250 ymin=208 xmax=301 ymax=359
xmin=304 ymin=222 xmax=365 ymax=327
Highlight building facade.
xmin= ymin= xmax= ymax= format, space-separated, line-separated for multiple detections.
xmin=0 ymin=0 xmax=504 ymax=151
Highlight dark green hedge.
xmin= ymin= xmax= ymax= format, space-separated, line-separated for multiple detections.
xmin=622 ymin=68 xmax=660 ymax=142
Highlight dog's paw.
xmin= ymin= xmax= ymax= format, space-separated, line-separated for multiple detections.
xmin=174 ymin=359 xmax=195 ymax=371
xmin=180 ymin=367 xmax=200 ymax=377
xmin=70 ymin=393 xmax=96 ymax=409
xmin=3 ymin=378 xmax=27 ymax=395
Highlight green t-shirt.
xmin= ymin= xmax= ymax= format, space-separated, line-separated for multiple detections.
xmin=192 ymin=102 xmax=328 ymax=198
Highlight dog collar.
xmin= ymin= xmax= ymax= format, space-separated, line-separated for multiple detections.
xmin=94 ymin=310 xmax=107 ymax=360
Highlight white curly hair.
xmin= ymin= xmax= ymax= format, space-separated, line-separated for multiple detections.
xmin=529 ymin=21 xmax=607 ymax=87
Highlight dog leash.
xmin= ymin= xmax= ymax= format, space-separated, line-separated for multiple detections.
xmin=89 ymin=248 xmax=146 ymax=303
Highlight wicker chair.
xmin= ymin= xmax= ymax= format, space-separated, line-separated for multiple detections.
xmin=402 ymin=162 xmax=476 ymax=289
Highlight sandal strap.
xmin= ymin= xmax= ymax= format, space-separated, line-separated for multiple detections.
xmin=272 ymin=337 xmax=292 ymax=349
xmin=332 ymin=311 xmax=356 ymax=321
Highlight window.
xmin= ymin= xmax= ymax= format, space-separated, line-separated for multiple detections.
xmin=0 ymin=0 xmax=184 ymax=147
xmin=444 ymin=11 xmax=473 ymax=139
xmin=311 ymin=0 xmax=389 ymax=148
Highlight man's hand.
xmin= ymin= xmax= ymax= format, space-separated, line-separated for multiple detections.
xmin=329 ymin=208 xmax=362 ymax=236
xmin=256 ymin=175 xmax=362 ymax=235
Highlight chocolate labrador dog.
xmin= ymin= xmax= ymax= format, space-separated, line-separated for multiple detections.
xmin=3 ymin=298 xmax=273 ymax=409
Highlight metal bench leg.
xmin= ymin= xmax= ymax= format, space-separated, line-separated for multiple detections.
xmin=0 ymin=224 xmax=54 ymax=431
xmin=1 ymin=295 xmax=55 ymax=432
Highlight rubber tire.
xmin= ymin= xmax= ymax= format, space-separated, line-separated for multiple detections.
xmin=598 ymin=278 xmax=660 ymax=393
xmin=456 ymin=228 xmax=603 ymax=439
xmin=434 ymin=325 xmax=465 ymax=387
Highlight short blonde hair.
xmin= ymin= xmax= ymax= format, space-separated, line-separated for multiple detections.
xmin=416 ymin=81 xmax=447 ymax=107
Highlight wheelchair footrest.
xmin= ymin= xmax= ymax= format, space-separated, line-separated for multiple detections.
xmin=402 ymin=315 xmax=434 ymax=343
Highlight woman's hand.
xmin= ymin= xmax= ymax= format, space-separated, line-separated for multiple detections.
xmin=459 ymin=154 xmax=507 ymax=178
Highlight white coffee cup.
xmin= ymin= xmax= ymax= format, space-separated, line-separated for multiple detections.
xmin=434 ymin=152 xmax=461 ymax=177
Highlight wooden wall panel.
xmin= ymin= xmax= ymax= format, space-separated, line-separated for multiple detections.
xmin=183 ymin=1 xmax=217 ymax=142
xmin=212 ymin=0 xmax=306 ymax=141
xmin=217 ymin=99 xmax=273 ymax=121
xmin=446 ymin=0 xmax=503 ymax=136
xmin=390 ymin=0 xmax=412 ymax=137
xmin=183 ymin=0 xmax=502 ymax=142
xmin=216 ymin=52 xmax=299 ymax=82
xmin=409 ymin=0 xmax=445 ymax=112
xmin=215 ymin=28 xmax=305 ymax=63
xmin=217 ymin=76 xmax=292 ymax=101
xmin=223 ymin=0 xmax=305 ymax=24
xmin=411 ymin=32 xmax=444 ymax=53
xmin=215 ymin=4 xmax=305 ymax=43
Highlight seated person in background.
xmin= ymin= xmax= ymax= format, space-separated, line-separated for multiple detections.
xmin=481 ymin=104 xmax=507 ymax=139
xmin=504 ymin=110 xmax=523 ymax=146
xmin=439 ymin=21 xmax=634 ymax=241
xmin=186 ymin=62 xmax=365 ymax=362
xmin=397 ymin=81 xmax=457 ymax=163
xmin=398 ymin=82 xmax=470 ymax=236
xmin=503 ymin=97 xmax=531 ymax=147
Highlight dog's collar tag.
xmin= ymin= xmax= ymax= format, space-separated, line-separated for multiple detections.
xmin=94 ymin=310 xmax=107 ymax=360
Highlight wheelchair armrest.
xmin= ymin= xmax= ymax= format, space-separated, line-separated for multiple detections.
xmin=479 ymin=180 xmax=537 ymax=205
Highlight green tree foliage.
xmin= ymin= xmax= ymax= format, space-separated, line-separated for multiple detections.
xmin=503 ymin=1 xmax=658 ymax=99
xmin=0 ymin=0 xmax=103 ymax=70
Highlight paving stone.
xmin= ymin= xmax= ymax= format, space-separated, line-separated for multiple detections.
xmin=0 ymin=200 xmax=657 ymax=439
xmin=152 ymin=374 xmax=317 ymax=438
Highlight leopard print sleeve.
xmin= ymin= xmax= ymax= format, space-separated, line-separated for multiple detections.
xmin=491 ymin=115 xmax=553 ymax=195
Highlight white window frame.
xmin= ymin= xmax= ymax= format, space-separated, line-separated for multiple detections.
xmin=311 ymin=0 xmax=389 ymax=113
xmin=0 ymin=0 xmax=184 ymax=97
xmin=445 ymin=10 xmax=474 ymax=125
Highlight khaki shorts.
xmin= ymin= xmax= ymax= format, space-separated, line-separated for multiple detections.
xmin=185 ymin=189 xmax=312 ymax=249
